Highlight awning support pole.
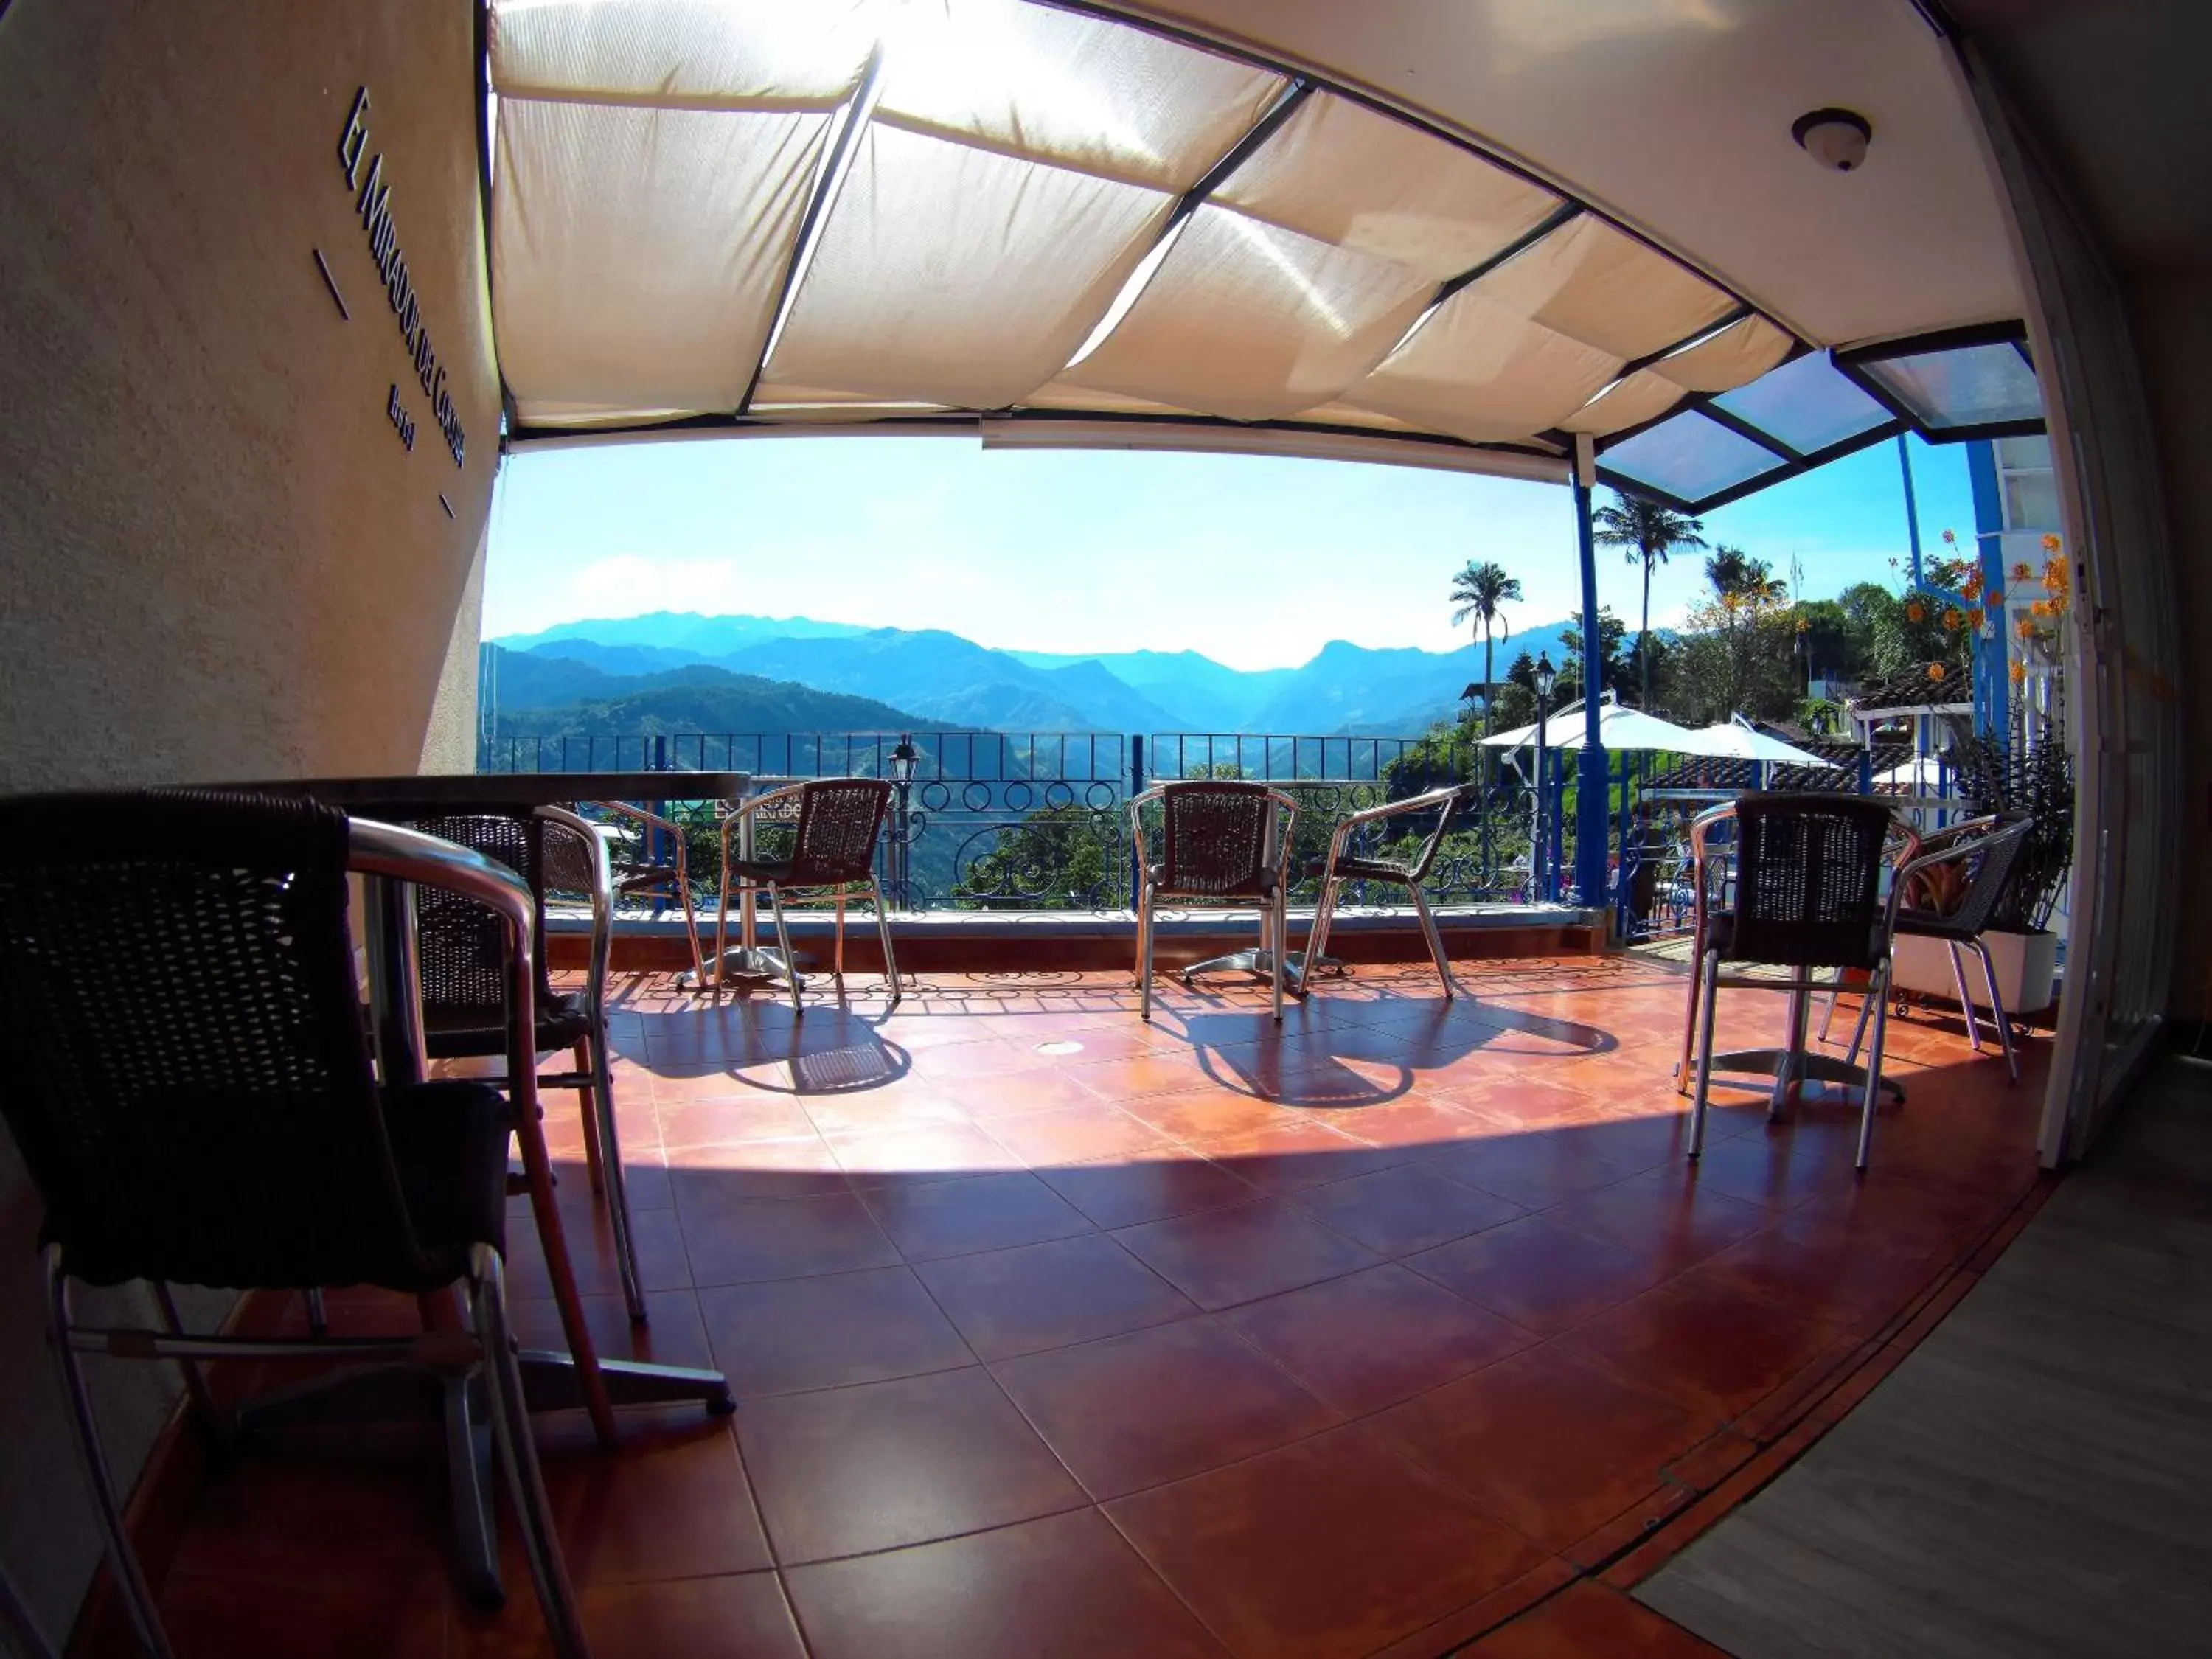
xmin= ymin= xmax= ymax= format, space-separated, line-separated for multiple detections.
xmin=1573 ymin=437 xmax=1611 ymax=911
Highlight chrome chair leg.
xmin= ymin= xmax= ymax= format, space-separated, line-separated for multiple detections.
xmin=43 ymin=1249 xmax=175 ymax=1659
xmin=1408 ymin=883 xmax=1455 ymax=999
xmin=587 ymin=1023 xmax=647 ymax=1323
xmin=1688 ymin=947 xmax=1722 ymax=1158
xmin=1301 ymin=872 xmax=1340 ymax=989
xmin=1138 ymin=883 xmax=1156 ymax=1022
xmin=833 ymin=889 xmax=847 ymax=987
xmin=1857 ymin=961 xmax=1894 ymax=1170
xmin=1269 ymin=886 xmax=1284 ymax=1023
xmin=1676 ymin=924 xmax=1705 ymax=1094
xmin=1844 ymin=972 xmax=1878 ymax=1068
xmin=467 ymin=1247 xmax=589 ymax=1659
xmin=768 ymin=884 xmax=802 ymax=1015
xmin=1946 ymin=941 xmax=1984 ymax=1052
xmin=869 ymin=877 xmax=902 ymax=1009
xmin=153 ymin=1282 xmax=223 ymax=1432
xmin=1973 ymin=937 xmax=2018 ymax=1082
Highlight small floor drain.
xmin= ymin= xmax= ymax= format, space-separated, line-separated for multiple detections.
xmin=1035 ymin=1040 xmax=1084 ymax=1056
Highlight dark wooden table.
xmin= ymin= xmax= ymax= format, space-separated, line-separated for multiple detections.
xmin=244 ymin=770 xmax=751 ymax=813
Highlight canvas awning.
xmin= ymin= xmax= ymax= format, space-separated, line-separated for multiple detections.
xmin=484 ymin=0 xmax=2042 ymax=508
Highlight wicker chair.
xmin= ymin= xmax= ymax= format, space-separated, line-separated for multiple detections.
xmin=712 ymin=778 xmax=900 ymax=1013
xmin=1829 ymin=812 xmax=2034 ymax=1081
xmin=0 ymin=790 xmax=589 ymax=1659
xmin=1299 ymin=782 xmax=1475 ymax=998
xmin=1677 ymin=793 xmax=1919 ymax=1170
xmin=409 ymin=807 xmax=646 ymax=1324
xmin=559 ymin=799 xmax=709 ymax=984
xmin=1129 ymin=781 xmax=1299 ymax=1023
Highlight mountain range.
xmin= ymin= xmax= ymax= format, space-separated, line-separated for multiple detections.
xmin=489 ymin=611 xmax=1592 ymax=737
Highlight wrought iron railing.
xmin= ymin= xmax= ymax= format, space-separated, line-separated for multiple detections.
xmin=479 ymin=728 xmax=1539 ymax=914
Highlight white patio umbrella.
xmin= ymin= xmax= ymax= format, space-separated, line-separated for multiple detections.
xmin=1874 ymin=754 xmax=1958 ymax=792
xmin=1686 ymin=723 xmax=1835 ymax=768
xmin=1552 ymin=704 xmax=1711 ymax=753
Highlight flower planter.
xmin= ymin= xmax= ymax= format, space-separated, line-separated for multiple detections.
xmin=1891 ymin=928 xmax=2058 ymax=1015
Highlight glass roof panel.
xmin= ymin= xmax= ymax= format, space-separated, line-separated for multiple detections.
xmin=1853 ymin=341 xmax=2043 ymax=430
xmin=1711 ymin=350 xmax=1892 ymax=453
xmin=1602 ymin=409 xmax=1787 ymax=503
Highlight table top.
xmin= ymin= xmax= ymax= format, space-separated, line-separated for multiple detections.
xmin=240 ymin=771 xmax=752 ymax=811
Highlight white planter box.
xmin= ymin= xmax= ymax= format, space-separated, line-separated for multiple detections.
xmin=1892 ymin=928 xmax=2058 ymax=1015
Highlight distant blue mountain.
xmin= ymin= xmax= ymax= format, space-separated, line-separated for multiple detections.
xmin=502 ymin=611 xmax=868 ymax=656
xmin=489 ymin=612 xmax=1594 ymax=737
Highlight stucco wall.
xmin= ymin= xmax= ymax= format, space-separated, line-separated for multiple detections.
xmin=0 ymin=0 xmax=498 ymax=1643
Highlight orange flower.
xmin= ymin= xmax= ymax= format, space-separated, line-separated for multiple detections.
xmin=1928 ymin=662 xmax=1947 ymax=682
xmin=1941 ymin=608 xmax=1965 ymax=632
xmin=2016 ymin=616 xmax=2037 ymax=640
xmin=2009 ymin=659 xmax=2027 ymax=685
xmin=2012 ymin=561 xmax=2034 ymax=582
xmin=2040 ymin=532 xmax=2062 ymax=554
xmin=2030 ymin=599 xmax=2052 ymax=616
xmin=1905 ymin=600 xmax=1925 ymax=623
xmin=1941 ymin=528 xmax=1958 ymax=546
xmin=1961 ymin=571 xmax=1983 ymax=600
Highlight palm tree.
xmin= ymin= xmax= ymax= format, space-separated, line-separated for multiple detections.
xmin=1593 ymin=494 xmax=1706 ymax=709
xmin=1449 ymin=560 xmax=1522 ymax=734
xmin=1705 ymin=546 xmax=1787 ymax=605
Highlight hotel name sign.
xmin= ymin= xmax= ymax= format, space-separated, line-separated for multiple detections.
xmin=335 ymin=87 xmax=466 ymax=470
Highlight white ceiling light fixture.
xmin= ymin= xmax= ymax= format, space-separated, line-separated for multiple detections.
xmin=1792 ymin=108 xmax=1872 ymax=174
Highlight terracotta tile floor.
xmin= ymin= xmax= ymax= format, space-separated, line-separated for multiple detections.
xmin=143 ymin=955 xmax=2050 ymax=1658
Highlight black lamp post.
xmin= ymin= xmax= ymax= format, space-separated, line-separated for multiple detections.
xmin=1531 ymin=652 xmax=1558 ymax=902
xmin=888 ymin=737 xmax=919 ymax=910
xmin=1461 ymin=682 xmax=1490 ymax=888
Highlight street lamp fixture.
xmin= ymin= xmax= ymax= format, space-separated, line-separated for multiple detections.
xmin=1532 ymin=651 xmax=1558 ymax=708
xmin=887 ymin=737 xmax=919 ymax=909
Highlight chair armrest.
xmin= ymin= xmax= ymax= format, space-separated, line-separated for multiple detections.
xmin=347 ymin=818 xmax=541 ymax=1123
xmin=538 ymin=805 xmax=613 ymax=1014
xmin=1127 ymin=785 xmax=1166 ymax=876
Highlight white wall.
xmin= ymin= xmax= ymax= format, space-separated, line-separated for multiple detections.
xmin=0 ymin=0 xmax=500 ymax=1641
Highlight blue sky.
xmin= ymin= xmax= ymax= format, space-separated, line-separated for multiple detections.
xmin=483 ymin=432 xmax=1975 ymax=672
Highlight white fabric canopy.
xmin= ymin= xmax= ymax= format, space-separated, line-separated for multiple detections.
xmin=486 ymin=0 xmax=1785 ymax=449
xmin=1688 ymin=723 xmax=1836 ymax=767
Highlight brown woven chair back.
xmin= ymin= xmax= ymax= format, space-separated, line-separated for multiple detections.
xmin=1161 ymin=781 xmax=1277 ymax=896
xmin=409 ymin=813 xmax=559 ymax=1026
xmin=0 ymin=790 xmax=452 ymax=1291
xmin=784 ymin=779 xmax=894 ymax=886
xmin=1910 ymin=813 xmax=2032 ymax=938
xmin=1728 ymin=792 xmax=1898 ymax=970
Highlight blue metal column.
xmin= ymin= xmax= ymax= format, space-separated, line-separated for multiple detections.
xmin=1966 ymin=437 xmax=2009 ymax=736
xmin=1571 ymin=437 xmax=1610 ymax=908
